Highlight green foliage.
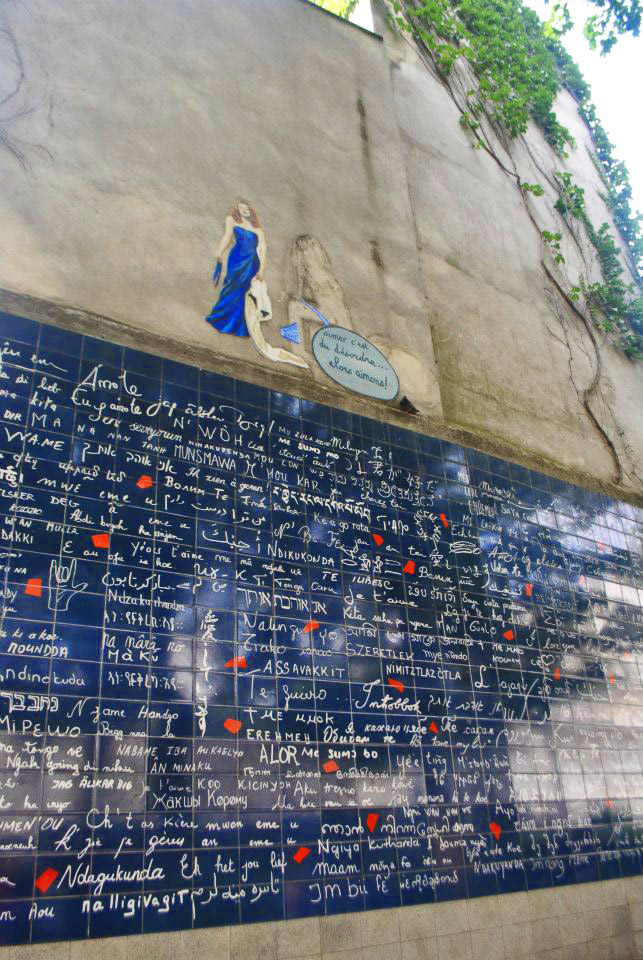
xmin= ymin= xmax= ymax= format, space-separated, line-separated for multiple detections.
xmin=543 ymin=230 xmax=565 ymax=263
xmin=554 ymin=170 xmax=586 ymax=218
xmin=395 ymin=0 xmax=575 ymax=153
xmin=553 ymin=171 xmax=643 ymax=357
xmin=521 ymin=181 xmax=545 ymax=196
xmin=546 ymin=40 xmax=643 ymax=281
xmin=542 ymin=0 xmax=640 ymax=53
xmin=459 ymin=111 xmax=480 ymax=131
xmin=582 ymin=221 xmax=643 ymax=358
xmin=542 ymin=0 xmax=574 ymax=39
xmin=393 ymin=0 xmax=642 ymax=360
xmin=308 ymin=0 xmax=360 ymax=18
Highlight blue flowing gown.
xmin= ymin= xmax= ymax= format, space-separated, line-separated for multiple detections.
xmin=206 ymin=226 xmax=259 ymax=337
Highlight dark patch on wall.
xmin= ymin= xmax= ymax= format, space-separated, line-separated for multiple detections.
xmin=370 ymin=238 xmax=385 ymax=270
xmin=357 ymin=93 xmax=369 ymax=147
xmin=357 ymin=93 xmax=376 ymax=201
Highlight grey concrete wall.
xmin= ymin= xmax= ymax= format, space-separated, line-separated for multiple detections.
xmin=0 ymin=0 xmax=640 ymax=503
xmin=6 ymin=876 xmax=643 ymax=960
xmin=376 ymin=0 xmax=642 ymax=499
xmin=0 ymin=0 xmax=441 ymax=413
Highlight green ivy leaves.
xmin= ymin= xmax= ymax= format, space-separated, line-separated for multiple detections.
xmin=521 ymin=182 xmax=545 ymax=196
xmin=552 ymin=172 xmax=642 ymax=358
xmin=554 ymin=171 xmax=586 ymax=219
xmin=394 ymin=0 xmax=641 ymax=360
xmin=543 ymin=230 xmax=565 ymax=264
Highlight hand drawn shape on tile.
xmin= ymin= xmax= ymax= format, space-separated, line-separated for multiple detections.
xmin=35 ymin=867 xmax=59 ymax=894
xmin=49 ymin=558 xmax=88 ymax=611
xmin=366 ymin=813 xmax=380 ymax=833
xmin=225 ymin=656 xmax=247 ymax=669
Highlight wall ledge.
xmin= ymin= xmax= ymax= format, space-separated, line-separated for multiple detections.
xmin=2 ymin=285 xmax=640 ymax=509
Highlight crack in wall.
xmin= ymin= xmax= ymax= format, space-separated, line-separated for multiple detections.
xmin=0 ymin=2 xmax=53 ymax=175
xmin=382 ymin=0 xmax=639 ymax=492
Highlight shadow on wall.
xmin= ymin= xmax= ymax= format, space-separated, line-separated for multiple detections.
xmin=285 ymin=235 xmax=355 ymax=363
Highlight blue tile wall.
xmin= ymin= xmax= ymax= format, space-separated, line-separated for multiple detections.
xmin=0 ymin=309 xmax=640 ymax=943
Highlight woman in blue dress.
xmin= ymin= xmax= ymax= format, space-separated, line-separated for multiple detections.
xmin=205 ymin=198 xmax=266 ymax=337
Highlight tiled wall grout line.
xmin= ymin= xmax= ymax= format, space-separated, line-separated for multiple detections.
xmin=0 ymin=316 xmax=641 ymax=959
xmin=5 ymin=876 xmax=643 ymax=959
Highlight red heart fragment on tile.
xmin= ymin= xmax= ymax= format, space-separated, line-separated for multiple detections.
xmin=35 ymin=867 xmax=59 ymax=894
xmin=597 ymin=541 xmax=606 ymax=551
xmin=25 ymin=577 xmax=42 ymax=597
xmin=137 ymin=474 xmax=154 ymax=489
xmin=503 ymin=629 xmax=515 ymax=641
xmin=429 ymin=721 xmax=439 ymax=734
xmin=372 ymin=533 xmax=384 ymax=547
xmin=553 ymin=667 xmax=561 ymax=681
xmin=92 ymin=532 xmax=110 ymax=548
xmin=225 ymin=656 xmax=247 ymax=669
xmin=323 ymin=760 xmax=339 ymax=773
xmin=489 ymin=821 xmax=502 ymax=842
xmin=366 ymin=813 xmax=380 ymax=833
xmin=608 ymin=674 xmax=616 ymax=685
xmin=525 ymin=583 xmax=533 ymax=597
xmin=403 ymin=560 xmax=416 ymax=575
xmin=439 ymin=513 xmax=449 ymax=528
xmin=387 ymin=677 xmax=405 ymax=693
xmin=293 ymin=846 xmax=311 ymax=864
xmin=303 ymin=620 xmax=319 ymax=634
xmin=223 ymin=717 xmax=242 ymax=735
xmin=606 ymin=798 xmax=613 ymax=808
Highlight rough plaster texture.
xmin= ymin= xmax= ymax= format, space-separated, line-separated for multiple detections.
xmin=378 ymin=5 xmax=642 ymax=496
xmin=0 ymin=0 xmax=440 ymax=417
xmin=3 ymin=877 xmax=643 ymax=959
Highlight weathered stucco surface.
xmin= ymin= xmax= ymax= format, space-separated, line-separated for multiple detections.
xmin=0 ymin=0 xmax=641 ymax=501
xmin=0 ymin=0 xmax=441 ymax=415
xmin=376 ymin=0 xmax=642 ymax=497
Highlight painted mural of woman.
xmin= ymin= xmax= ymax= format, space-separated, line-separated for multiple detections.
xmin=205 ymin=198 xmax=265 ymax=337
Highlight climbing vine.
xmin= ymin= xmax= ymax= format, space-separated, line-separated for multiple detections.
xmin=547 ymin=40 xmax=643 ymax=280
xmin=554 ymin=171 xmax=643 ymax=357
xmin=389 ymin=0 xmax=642 ymax=359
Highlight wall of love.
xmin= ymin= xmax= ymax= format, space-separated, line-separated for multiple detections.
xmin=0 ymin=309 xmax=641 ymax=944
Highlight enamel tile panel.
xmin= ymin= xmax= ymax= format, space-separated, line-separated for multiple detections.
xmin=0 ymin=311 xmax=640 ymax=943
